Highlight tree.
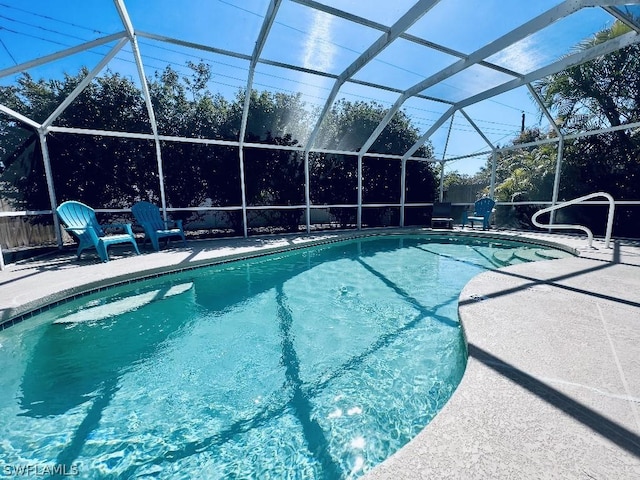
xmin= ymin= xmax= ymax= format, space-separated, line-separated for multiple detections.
xmin=535 ymin=21 xmax=639 ymax=135
xmin=0 ymin=69 xmax=158 ymax=213
xmin=533 ymin=20 xmax=640 ymax=236
xmin=492 ymin=129 xmax=557 ymax=203
xmin=1 ymin=65 xmax=439 ymax=236
xmin=312 ymin=100 xmax=436 ymax=226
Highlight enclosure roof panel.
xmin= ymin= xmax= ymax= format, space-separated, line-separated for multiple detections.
xmin=1 ymin=0 xmax=639 ymax=166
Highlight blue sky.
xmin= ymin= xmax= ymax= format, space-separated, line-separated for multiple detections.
xmin=0 ymin=0 xmax=623 ymax=175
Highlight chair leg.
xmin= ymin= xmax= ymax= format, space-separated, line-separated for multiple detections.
xmin=96 ymin=242 xmax=110 ymax=262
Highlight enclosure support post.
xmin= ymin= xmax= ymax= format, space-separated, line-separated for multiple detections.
xmin=550 ymin=135 xmax=564 ymax=227
xmin=527 ymin=83 xmax=564 ymax=228
xmin=357 ymin=154 xmax=363 ymax=230
xmin=400 ymin=158 xmax=407 ymax=227
xmin=304 ymin=151 xmax=311 ymax=234
xmin=439 ymin=161 xmax=446 ymax=202
xmin=38 ymin=131 xmax=62 ymax=248
xmin=239 ymin=147 xmax=249 ymax=238
xmin=236 ymin=0 xmax=282 ymax=238
xmin=490 ymin=150 xmax=497 ymax=198
xmin=115 ymin=0 xmax=167 ymax=223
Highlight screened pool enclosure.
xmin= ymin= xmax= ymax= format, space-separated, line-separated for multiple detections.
xmin=1 ymin=0 xmax=639 ymax=253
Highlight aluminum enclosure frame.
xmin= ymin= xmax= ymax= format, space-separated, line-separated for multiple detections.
xmin=1 ymin=0 xmax=639 ymax=244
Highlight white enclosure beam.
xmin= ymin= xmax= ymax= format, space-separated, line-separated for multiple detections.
xmin=0 ymin=105 xmax=41 ymax=130
xmin=455 ymin=30 xmax=640 ymax=111
xmin=37 ymin=132 xmax=62 ymax=248
xmin=357 ymin=155 xmax=363 ymax=229
xmin=527 ymin=84 xmax=562 ymax=136
xmin=292 ymin=0 xmax=522 ymax=78
xmin=438 ymin=161 xmax=446 ymax=202
xmin=359 ymin=0 xmax=585 ymax=158
xmin=459 ymin=109 xmax=495 ymax=150
xmin=46 ymin=125 xmax=438 ymax=161
xmin=0 ymin=32 xmax=127 ymax=80
xmin=42 ymin=38 xmax=129 ymax=130
xmin=402 ymin=27 xmax=640 ymax=164
xmin=527 ymin=83 xmax=565 ymax=225
xmin=437 ymin=113 xmax=456 ymax=201
xmin=304 ymin=0 xmax=442 ymax=152
xmin=550 ymin=136 xmax=565 ymax=226
xmin=138 ymin=31 xmax=452 ymax=105
xmin=603 ymin=6 xmax=640 ymax=33
xmin=304 ymin=151 xmax=311 ymax=233
xmin=490 ymin=151 xmax=497 ymax=198
xmin=405 ymin=0 xmax=587 ymax=99
xmin=402 ymin=106 xmax=456 ymax=161
xmin=238 ymin=0 xmax=283 ymax=145
xmin=114 ymin=0 xmax=168 ymax=222
xmin=238 ymin=0 xmax=284 ymax=237
xmin=399 ymin=159 xmax=407 ymax=227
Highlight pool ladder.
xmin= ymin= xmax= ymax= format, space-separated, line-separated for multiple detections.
xmin=531 ymin=192 xmax=615 ymax=249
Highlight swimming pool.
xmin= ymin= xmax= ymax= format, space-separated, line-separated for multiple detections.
xmin=0 ymin=235 xmax=572 ymax=479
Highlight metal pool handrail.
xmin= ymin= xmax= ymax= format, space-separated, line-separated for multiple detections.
xmin=531 ymin=192 xmax=615 ymax=249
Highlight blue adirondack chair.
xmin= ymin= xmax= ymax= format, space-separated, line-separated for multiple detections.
xmin=56 ymin=201 xmax=140 ymax=262
xmin=462 ymin=197 xmax=496 ymax=230
xmin=131 ymin=201 xmax=186 ymax=251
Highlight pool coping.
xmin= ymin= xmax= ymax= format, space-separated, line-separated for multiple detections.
xmin=1 ymin=228 xmax=639 ymax=478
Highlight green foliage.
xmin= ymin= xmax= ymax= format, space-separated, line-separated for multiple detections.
xmin=442 ymin=170 xmax=488 ymax=190
xmin=311 ymin=100 xmax=435 ymax=226
xmin=531 ymin=19 xmax=640 ymax=206
xmin=533 ymin=21 xmax=639 ymax=235
xmin=460 ymin=21 xmax=640 ymax=235
xmin=0 ymin=63 xmax=437 ymax=234
xmin=493 ymin=129 xmax=557 ymax=203
xmin=535 ymin=21 xmax=639 ymax=133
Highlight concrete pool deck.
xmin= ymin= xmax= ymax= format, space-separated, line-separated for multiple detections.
xmin=1 ymin=228 xmax=639 ymax=478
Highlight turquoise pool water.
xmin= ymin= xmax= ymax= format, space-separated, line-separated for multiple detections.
xmin=0 ymin=236 xmax=571 ymax=479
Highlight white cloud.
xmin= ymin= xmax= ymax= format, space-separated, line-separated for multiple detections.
xmin=488 ymin=35 xmax=548 ymax=74
xmin=302 ymin=10 xmax=336 ymax=72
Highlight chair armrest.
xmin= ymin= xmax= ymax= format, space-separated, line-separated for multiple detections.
xmin=101 ymin=223 xmax=135 ymax=235
xmin=100 ymin=222 xmax=125 ymax=229
xmin=161 ymin=219 xmax=183 ymax=229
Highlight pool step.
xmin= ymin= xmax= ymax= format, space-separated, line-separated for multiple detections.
xmin=53 ymin=282 xmax=194 ymax=324
xmin=492 ymin=247 xmax=569 ymax=266
xmin=534 ymin=249 xmax=568 ymax=260
xmin=492 ymin=250 xmax=515 ymax=266
xmin=513 ymin=248 xmax=544 ymax=263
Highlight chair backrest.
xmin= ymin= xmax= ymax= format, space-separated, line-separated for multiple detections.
xmin=56 ymin=201 xmax=104 ymax=238
xmin=474 ymin=197 xmax=495 ymax=216
xmin=432 ymin=202 xmax=452 ymax=217
xmin=131 ymin=201 xmax=164 ymax=230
